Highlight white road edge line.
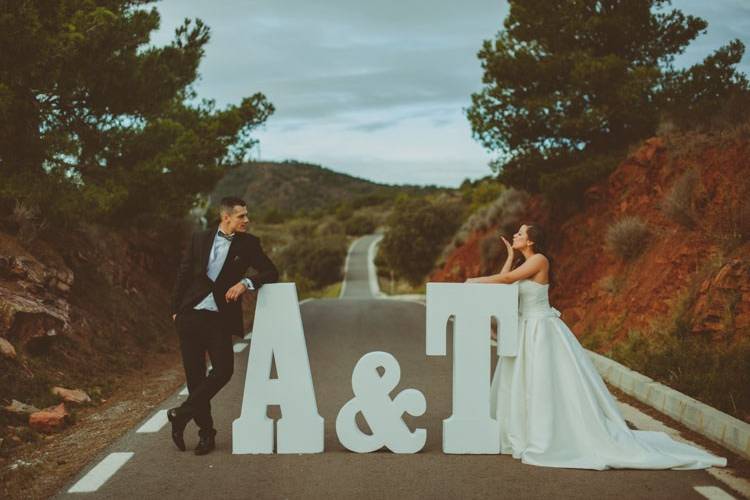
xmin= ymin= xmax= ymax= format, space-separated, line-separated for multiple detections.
xmin=618 ymin=401 xmax=749 ymax=496
xmin=367 ymin=235 xmax=384 ymax=299
xmin=179 ymin=386 xmax=188 ymax=396
xmin=706 ymin=469 xmax=750 ymax=499
xmin=694 ymin=486 xmax=737 ymax=500
xmin=135 ymin=410 xmax=167 ymax=433
xmin=67 ymin=452 xmax=134 ymax=493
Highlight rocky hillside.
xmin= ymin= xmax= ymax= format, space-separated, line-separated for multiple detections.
xmin=550 ymin=133 xmax=748 ymax=341
xmin=211 ymin=160 xmax=445 ymax=217
xmin=431 ymin=125 xmax=750 ymax=420
xmin=0 ymin=221 xmax=189 ymax=451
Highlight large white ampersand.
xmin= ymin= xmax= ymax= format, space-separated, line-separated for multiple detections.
xmin=336 ymin=351 xmax=426 ymax=453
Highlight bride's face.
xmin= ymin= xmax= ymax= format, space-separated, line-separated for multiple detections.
xmin=512 ymin=225 xmax=533 ymax=250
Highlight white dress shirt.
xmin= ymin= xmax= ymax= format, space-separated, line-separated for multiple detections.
xmin=194 ymin=229 xmax=254 ymax=311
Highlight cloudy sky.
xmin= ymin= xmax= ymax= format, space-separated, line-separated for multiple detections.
xmin=150 ymin=0 xmax=750 ymax=187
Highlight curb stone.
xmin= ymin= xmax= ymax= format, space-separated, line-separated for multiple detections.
xmin=587 ymin=350 xmax=750 ymax=460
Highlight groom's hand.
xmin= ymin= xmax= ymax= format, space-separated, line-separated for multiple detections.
xmin=225 ymin=282 xmax=248 ymax=302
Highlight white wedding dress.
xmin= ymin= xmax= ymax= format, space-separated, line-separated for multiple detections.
xmin=489 ymin=279 xmax=727 ymax=470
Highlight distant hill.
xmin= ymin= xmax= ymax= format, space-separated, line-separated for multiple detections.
xmin=210 ymin=160 xmax=445 ymax=216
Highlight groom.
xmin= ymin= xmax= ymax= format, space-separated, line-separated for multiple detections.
xmin=169 ymin=196 xmax=279 ymax=455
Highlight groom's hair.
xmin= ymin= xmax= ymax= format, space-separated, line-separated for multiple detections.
xmin=219 ymin=196 xmax=246 ymax=215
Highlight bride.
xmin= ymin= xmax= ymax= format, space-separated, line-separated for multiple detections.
xmin=465 ymin=223 xmax=727 ymax=470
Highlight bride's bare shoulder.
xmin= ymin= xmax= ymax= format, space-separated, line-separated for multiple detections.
xmin=530 ymin=253 xmax=549 ymax=263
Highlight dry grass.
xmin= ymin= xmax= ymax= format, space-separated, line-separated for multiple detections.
xmin=585 ymin=257 xmax=750 ymax=422
xmin=661 ymin=167 xmax=699 ymax=229
xmin=662 ymin=119 xmax=750 ymax=162
xmin=659 ymin=123 xmax=750 ymax=254
xmin=713 ymin=181 xmax=750 ymax=254
xmin=10 ymin=201 xmax=48 ymax=245
xmin=605 ymin=216 xmax=651 ymax=261
xmin=608 ymin=319 xmax=750 ymax=422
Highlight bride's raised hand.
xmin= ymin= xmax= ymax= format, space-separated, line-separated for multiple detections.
xmin=500 ymin=235 xmax=513 ymax=254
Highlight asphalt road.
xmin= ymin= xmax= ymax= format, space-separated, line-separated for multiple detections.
xmin=55 ymin=234 xmax=734 ymax=499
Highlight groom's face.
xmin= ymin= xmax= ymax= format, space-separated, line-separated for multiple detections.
xmin=222 ymin=205 xmax=250 ymax=233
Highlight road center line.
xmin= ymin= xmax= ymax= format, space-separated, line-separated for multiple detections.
xmin=135 ymin=410 xmax=167 ymax=433
xmin=694 ymin=485 xmax=737 ymax=499
xmin=340 ymin=238 xmax=358 ymax=298
xmin=67 ymin=452 xmax=134 ymax=493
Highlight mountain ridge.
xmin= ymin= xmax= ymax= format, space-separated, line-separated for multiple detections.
xmin=210 ymin=160 xmax=446 ymax=216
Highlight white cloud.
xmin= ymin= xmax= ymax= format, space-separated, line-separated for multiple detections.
xmin=151 ymin=0 xmax=749 ymax=187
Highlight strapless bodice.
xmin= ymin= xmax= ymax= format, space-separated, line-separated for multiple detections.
xmin=518 ymin=279 xmax=561 ymax=319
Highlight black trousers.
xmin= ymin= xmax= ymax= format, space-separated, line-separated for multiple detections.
xmin=175 ymin=309 xmax=234 ymax=436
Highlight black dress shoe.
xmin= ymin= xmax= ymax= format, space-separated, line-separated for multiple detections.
xmin=167 ymin=407 xmax=192 ymax=451
xmin=194 ymin=431 xmax=216 ymax=455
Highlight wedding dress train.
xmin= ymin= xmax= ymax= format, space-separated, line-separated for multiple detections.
xmin=489 ymin=279 xmax=727 ymax=470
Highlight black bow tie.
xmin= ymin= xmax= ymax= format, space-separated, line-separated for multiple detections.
xmin=217 ymin=230 xmax=234 ymax=241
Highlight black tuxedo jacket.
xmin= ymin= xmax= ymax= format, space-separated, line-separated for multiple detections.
xmin=171 ymin=226 xmax=279 ymax=338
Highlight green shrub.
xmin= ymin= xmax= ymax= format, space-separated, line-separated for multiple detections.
xmin=261 ymin=208 xmax=289 ymax=224
xmin=606 ymin=216 xmax=652 ymax=261
xmin=344 ymin=214 xmax=376 ymax=236
xmin=0 ymin=3 xmax=273 ymax=226
xmin=351 ymin=193 xmax=390 ymax=209
xmin=315 ymin=219 xmax=345 ymax=237
xmin=380 ymin=196 xmax=463 ymax=285
xmin=463 ymin=179 xmax=505 ymax=213
xmin=335 ymin=203 xmax=353 ymax=221
xmin=374 ymin=251 xmax=390 ymax=278
xmin=660 ymin=40 xmax=750 ymax=131
xmin=467 ymin=1 xmax=748 ymax=201
xmin=286 ymin=219 xmax=317 ymax=239
xmin=539 ymin=150 xmax=623 ymax=207
xmin=278 ymin=235 xmax=347 ymax=290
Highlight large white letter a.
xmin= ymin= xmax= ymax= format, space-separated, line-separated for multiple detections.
xmin=232 ymin=283 xmax=324 ymax=454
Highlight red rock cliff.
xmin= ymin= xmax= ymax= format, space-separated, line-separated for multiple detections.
xmin=432 ymin=129 xmax=750 ymax=346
